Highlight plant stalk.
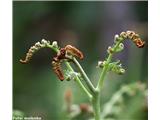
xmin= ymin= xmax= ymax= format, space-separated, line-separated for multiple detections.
xmin=97 ymin=54 xmax=113 ymax=90
xmin=97 ymin=40 xmax=122 ymax=90
xmin=72 ymin=57 xmax=101 ymax=120
xmin=92 ymin=90 xmax=101 ymax=120
xmin=73 ymin=57 xmax=96 ymax=94
xmin=65 ymin=62 xmax=92 ymax=99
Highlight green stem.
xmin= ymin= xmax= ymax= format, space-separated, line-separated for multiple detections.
xmin=92 ymin=90 xmax=100 ymax=120
xmin=97 ymin=54 xmax=113 ymax=90
xmin=93 ymin=41 xmax=122 ymax=120
xmin=73 ymin=57 xmax=96 ymax=94
xmin=47 ymin=45 xmax=59 ymax=53
xmin=72 ymin=57 xmax=102 ymax=120
xmin=73 ymin=57 xmax=101 ymax=120
xmin=65 ymin=62 xmax=92 ymax=99
xmin=97 ymin=40 xmax=122 ymax=90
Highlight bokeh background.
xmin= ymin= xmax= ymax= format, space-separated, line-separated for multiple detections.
xmin=13 ymin=1 xmax=148 ymax=120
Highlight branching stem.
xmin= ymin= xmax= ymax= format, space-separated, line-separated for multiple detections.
xmin=65 ymin=62 xmax=92 ymax=99
xmin=93 ymin=40 xmax=122 ymax=120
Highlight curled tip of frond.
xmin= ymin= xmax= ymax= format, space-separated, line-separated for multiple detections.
xmin=20 ymin=39 xmax=58 ymax=64
xmin=19 ymin=59 xmax=28 ymax=64
xmin=119 ymin=30 xmax=145 ymax=48
xmin=19 ymin=46 xmax=38 ymax=64
xmin=65 ymin=45 xmax=84 ymax=60
xmin=134 ymin=38 xmax=145 ymax=48
xmin=52 ymin=60 xmax=64 ymax=81
xmin=51 ymin=45 xmax=83 ymax=81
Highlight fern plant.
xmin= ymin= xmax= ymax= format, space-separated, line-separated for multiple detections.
xmin=20 ymin=30 xmax=145 ymax=120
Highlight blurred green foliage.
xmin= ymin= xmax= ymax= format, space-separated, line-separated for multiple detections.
xmin=13 ymin=1 xmax=148 ymax=120
xmin=13 ymin=110 xmax=25 ymax=119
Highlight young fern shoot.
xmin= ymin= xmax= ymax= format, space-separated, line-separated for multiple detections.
xmin=20 ymin=30 xmax=145 ymax=120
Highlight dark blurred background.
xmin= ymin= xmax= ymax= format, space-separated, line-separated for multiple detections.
xmin=13 ymin=1 xmax=148 ymax=120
